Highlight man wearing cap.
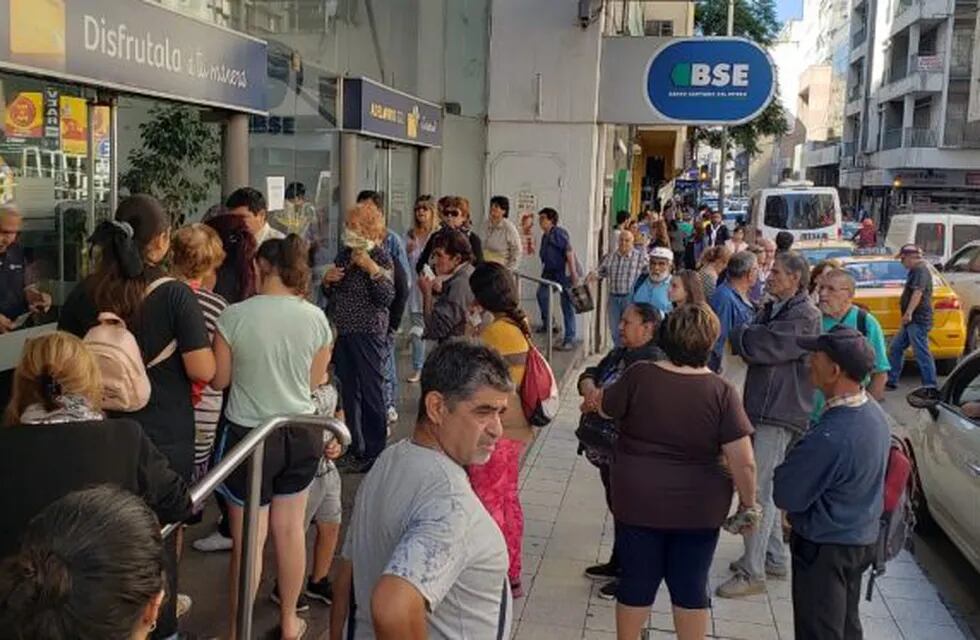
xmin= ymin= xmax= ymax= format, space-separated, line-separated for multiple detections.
xmin=630 ymin=246 xmax=673 ymax=316
xmin=887 ymin=244 xmax=937 ymax=389
xmin=774 ymin=326 xmax=891 ymax=640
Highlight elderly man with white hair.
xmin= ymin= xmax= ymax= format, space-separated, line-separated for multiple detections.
xmin=0 ymin=205 xmax=51 ymax=333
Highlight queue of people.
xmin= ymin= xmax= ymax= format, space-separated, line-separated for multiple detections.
xmin=0 ymin=184 xmax=907 ymax=640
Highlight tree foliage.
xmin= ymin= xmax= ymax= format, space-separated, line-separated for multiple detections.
xmin=120 ymin=104 xmax=220 ymax=225
xmin=693 ymin=0 xmax=790 ymax=156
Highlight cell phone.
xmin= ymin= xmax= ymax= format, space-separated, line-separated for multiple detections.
xmin=421 ymin=264 xmax=435 ymax=280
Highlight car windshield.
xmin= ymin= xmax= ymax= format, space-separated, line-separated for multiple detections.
xmin=764 ymin=192 xmax=837 ymax=230
xmin=844 ymin=260 xmax=940 ymax=288
xmin=799 ymin=246 xmax=855 ymax=265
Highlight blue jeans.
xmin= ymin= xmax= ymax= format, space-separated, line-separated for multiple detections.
xmin=384 ymin=333 xmax=397 ymax=411
xmin=409 ymin=312 xmax=425 ymax=373
xmin=537 ymin=282 xmax=576 ymax=343
xmin=738 ymin=423 xmax=792 ymax=581
xmin=607 ymin=294 xmax=631 ymax=347
xmin=887 ymin=321 xmax=937 ymax=387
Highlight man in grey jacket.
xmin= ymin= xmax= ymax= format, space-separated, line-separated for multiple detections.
xmin=717 ymin=250 xmax=822 ymax=598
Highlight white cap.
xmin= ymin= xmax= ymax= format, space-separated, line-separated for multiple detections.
xmin=647 ymin=246 xmax=674 ymax=262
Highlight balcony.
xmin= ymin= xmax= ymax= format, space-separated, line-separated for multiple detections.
xmin=892 ymin=0 xmax=951 ymax=36
xmin=904 ymin=127 xmax=938 ymax=147
xmin=803 ymin=140 xmax=842 ymax=167
xmin=882 ymin=128 xmax=904 ymax=150
xmin=876 ymin=54 xmax=944 ymax=102
xmin=944 ymin=121 xmax=980 ymax=147
xmin=851 ymin=27 xmax=867 ymax=48
xmin=840 ymin=141 xmax=857 ymax=168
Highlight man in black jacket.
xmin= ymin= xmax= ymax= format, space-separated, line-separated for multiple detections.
xmin=706 ymin=209 xmax=731 ymax=246
xmin=717 ymin=251 xmax=821 ymax=599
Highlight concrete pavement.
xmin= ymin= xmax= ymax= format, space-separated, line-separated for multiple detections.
xmin=510 ymin=366 xmax=972 ymax=640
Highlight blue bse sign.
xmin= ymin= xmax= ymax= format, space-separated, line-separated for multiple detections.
xmin=645 ymin=37 xmax=775 ymax=125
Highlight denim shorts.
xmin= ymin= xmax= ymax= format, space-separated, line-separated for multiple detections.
xmin=616 ymin=522 xmax=719 ymax=609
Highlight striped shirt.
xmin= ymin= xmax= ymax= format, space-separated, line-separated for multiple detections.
xmin=189 ymin=285 xmax=228 ymax=471
xmin=598 ymin=248 xmax=648 ymax=295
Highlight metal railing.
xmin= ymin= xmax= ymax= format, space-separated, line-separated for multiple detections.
xmin=512 ymin=271 xmax=563 ymax=361
xmin=903 ymin=127 xmax=938 ymax=147
xmin=882 ymin=128 xmax=904 ymax=150
xmin=162 ymin=415 xmax=351 ymax=640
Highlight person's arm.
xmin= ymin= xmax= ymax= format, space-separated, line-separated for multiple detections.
xmin=136 ymin=425 xmax=193 ymax=524
xmin=868 ymin=372 xmax=887 ymax=401
xmin=356 ymin=251 xmax=397 ymax=309
xmin=722 ymin=436 xmax=757 ymax=508
xmin=371 ymin=575 xmax=429 ymax=640
xmin=423 ymin=282 xmax=467 ymax=340
xmin=328 ymin=558 xmax=353 ymax=640
xmin=773 ymin=430 xmax=840 ymax=513
xmin=903 ymin=289 xmax=924 ymax=324
xmin=730 ymin=309 xmax=819 ymax=366
xmin=310 ymin=346 xmax=332 ymax=392
xmin=211 ymin=331 xmax=232 ymax=391
xmin=597 ymin=364 xmax=637 ymax=420
xmin=506 ymin=221 xmax=521 ymax=270
xmin=170 ymin=283 xmax=216 ymax=383
xmin=416 ymin=233 xmax=436 ymax=274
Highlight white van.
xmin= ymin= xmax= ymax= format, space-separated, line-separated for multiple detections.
xmin=885 ymin=213 xmax=980 ymax=264
xmin=746 ymin=182 xmax=843 ymax=243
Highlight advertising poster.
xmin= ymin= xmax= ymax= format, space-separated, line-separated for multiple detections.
xmin=59 ymin=95 xmax=87 ymax=155
xmin=93 ymin=105 xmax=110 ymax=157
xmin=3 ymin=91 xmax=43 ymax=138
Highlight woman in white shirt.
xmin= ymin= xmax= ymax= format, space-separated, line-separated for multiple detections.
xmin=724 ymin=224 xmax=749 ymax=254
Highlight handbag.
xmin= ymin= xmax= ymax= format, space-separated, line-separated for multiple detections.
xmin=568 ymin=283 xmax=595 ymax=313
xmin=574 ymin=411 xmax=617 ymax=459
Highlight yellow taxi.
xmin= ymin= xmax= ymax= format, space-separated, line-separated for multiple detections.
xmin=838 ymin=254 xmax=966 ymax=373
xmin=794 ymin=239 xmax=856 ymax=265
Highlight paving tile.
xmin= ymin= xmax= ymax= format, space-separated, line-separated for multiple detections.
xmin=523 ymin=504 xmax=560 ymax=522
xmin=521 ymin=596 xmax=589 ymax=628
xmin=521 ymin=490 xmax=565 ymax=508
xmin=895 ymin=620 xmax=968 ymax=640
xmin=875 ymin=576 xmax=942 ymax=602
xmin=584 ymin=603 xmax=616 ymax=632
xmin=582 ymin=631 xmax=616 ymax=640
xmin=648 ymin=612 xmax=675 ymax=631
xmin=885 ymin=596 xmax=957 ymax=625
xmin=711 ymin=598 xmax=775 ymax=625
xmin=859 ymin=616 xmax=903 ymax=640
xmin=524 ymin=518 xmax=556 ymax=539
xmin=521 ymin=478 xmax=568 ymax=495
xmin=512 ymin=620 xmax=582 ymax=639
xmin=712 ymin=619 xmax=780 ymax=639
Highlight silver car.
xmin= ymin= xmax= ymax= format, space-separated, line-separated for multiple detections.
xmin=907 ymin=354 xmax=980 ymax=573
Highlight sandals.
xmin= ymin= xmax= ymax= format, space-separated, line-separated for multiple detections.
xmin=281 ymin=617 xmax=307 ymax=640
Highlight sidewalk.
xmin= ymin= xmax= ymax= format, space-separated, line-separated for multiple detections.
xmin=511 ymin=370 xmax=970 ymax=640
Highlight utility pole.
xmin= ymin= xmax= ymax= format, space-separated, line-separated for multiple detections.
xmin=718 ymin=0 xmax=735 ymax=218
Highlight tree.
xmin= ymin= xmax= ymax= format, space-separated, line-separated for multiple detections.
xmin=120 ymin=104 xmax=220 ymax=225
xmin=693 ymin=0 xmax=790 ymax=156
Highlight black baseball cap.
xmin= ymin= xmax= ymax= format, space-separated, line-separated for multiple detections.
xmin=797 ymin=326 xmax=876 ymax=381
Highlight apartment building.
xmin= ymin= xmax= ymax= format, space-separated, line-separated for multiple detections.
xmin=842 ymin=0 xmax=980 ymax=221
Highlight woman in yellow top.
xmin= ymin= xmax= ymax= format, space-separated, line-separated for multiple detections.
xmin=467 ymin=261 xmax=533 ymax=597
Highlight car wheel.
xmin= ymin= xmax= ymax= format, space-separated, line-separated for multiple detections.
xmin=937 ymin=358 xmax=958 ymax=376
xmin=907 ymin=445 xmax=936 ymax=533
xmin=967 ymin=314 xmax=980 ymax=354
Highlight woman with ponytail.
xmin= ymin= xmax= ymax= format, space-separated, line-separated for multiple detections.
xmin=210 ymin=234 xmax=332 ymax=640
xmin=0 ymin=486 xmax=168 ymax=640
xmin=57 ymin=195 xmax=212 ymax=638
xmin=467 ymin=261 xmax=534 ymax=597
xmin=0 ymin=331 xmax=190 ymax=568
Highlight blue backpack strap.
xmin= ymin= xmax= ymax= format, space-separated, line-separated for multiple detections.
xmin=632 ymin=273 xmax=648 ymax=296
xmin=855 ymin=306 xmax=869 ymax=337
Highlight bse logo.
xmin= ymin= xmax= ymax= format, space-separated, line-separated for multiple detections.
xmin=670 ymin=63 xmax=749 ymax=88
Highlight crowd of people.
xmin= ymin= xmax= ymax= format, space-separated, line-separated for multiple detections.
xmin=0 ymin=188 xmax=922 ymax=640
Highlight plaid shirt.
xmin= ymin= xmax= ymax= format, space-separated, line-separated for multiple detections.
xmin=824 ymin=391 xmax=868 ymax=411
xmin=598 ymin=248 xmax=648 ymax=295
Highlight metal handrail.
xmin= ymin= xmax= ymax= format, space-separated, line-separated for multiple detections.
xmin=163 ymin=415 xmax=351 ymax=639
xmin=512 ymin=271 xmax=563 ymax=361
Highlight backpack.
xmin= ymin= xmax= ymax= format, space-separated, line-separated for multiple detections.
xmin=84 ymin=277 xmax=177 ymax=413
xmin=865 ymin=435 xmax=914 ymax=600
xmin=855 ymin=306 xmax=869 ymax=337
xmin=520 ymin=344 xmax=560 ymax=427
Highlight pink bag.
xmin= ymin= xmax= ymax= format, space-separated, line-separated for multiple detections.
xmin=83 ymin=277 xmax=176 ymax=412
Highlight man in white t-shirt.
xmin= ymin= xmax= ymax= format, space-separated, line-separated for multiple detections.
xmin=329 ymin=339 xmax=514 ymax=640
xmin=226 ymin=186 xmax=285 ymax=245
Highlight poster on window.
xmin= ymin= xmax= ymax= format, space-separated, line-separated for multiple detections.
xmin=59 ymin=95 xmax=87 ymax=155
xmin=3 ymin=91 xmax=43 ymax=138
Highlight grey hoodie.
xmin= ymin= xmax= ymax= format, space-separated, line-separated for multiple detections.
xmin=731 ymin=291 xmax=822 ymax=433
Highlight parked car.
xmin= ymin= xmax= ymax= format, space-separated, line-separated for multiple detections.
xmin=940 ymin=240 xmax=980 ymax=353
xmin=795 ymin=239 xmax=856 ymax=265
xmin=839 ymin=255 xmax=965 ymax=374
xmin=885 ymin=213 xmax=980 ymax=266
xmin=906 ymin=356 xmax=980 ymax=573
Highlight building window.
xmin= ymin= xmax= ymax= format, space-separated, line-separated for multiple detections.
xmin=644 ymin=20 xmax=673 ymax=37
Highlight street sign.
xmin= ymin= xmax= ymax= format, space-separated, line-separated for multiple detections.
xmin=599 ymin=36 xmax=776 ymax=126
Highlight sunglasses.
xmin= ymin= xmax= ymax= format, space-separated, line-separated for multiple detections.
xmin=445 ymin=209 xmax=462 ymax=218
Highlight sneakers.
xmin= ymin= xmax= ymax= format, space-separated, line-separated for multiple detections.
xmin=715 ymin=573 xmax=767 ymax=598
xmin=176 ymin=593 xmax=192 ymax=618
xmin=336 ymin=455 xmax=376 ymax=474
xmin=192 ymin=530 xmax=232 ymax=553
xmin=885 ymin=381 xmax=899 ymax=390
xmin=555 ymin=340 xmax=575 ymax=352
xmin=406 ymin=371 xmax=421 ymax=383
xmin=596 ymin=580 xmax=618 ymax=600
xmin=386 ymin=407 xmax=399 ymax=424
xmin=728 ymin=559 xmax=788 ymax=579
xmin=305 ymin=576 xmax=333 ymax=604
xmin=583 ymin=561 xmax=618 ymax=581
xmin=270 ymin=582 xmax=311 ymax=613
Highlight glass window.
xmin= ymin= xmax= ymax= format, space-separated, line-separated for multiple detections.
xmin=946 ymin=244 xmax=980 ymax=272
xmin=914 ymin=222 xmax=945 ymax=257
xmin=763 ymin=193 xmax=837 ymax=230
xmin=952 ymin=224 xmax=980 ymax=253
xmin=844 ymin=260 xmax=941 ymax=288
